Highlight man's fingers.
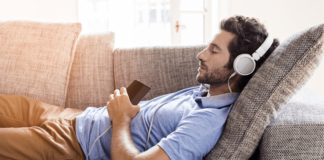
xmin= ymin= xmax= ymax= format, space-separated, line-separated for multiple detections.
xmin=134 ymin=105 xmax=140 ymax=111
xmin=114 ymin=89 xmax=120 ymax=96
xmin=131 ymin=105 xmax=141 ymax=117
xmin=120 ymin=87 xmax=126 ymax=94
xmin=109 ymin=94 xmax=114 ymax=100
xmin=120 ymin=87 xmax=127 ymax=95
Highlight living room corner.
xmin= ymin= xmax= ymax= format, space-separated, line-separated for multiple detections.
xmin=1 ymin=0 xmax=323 ymax=98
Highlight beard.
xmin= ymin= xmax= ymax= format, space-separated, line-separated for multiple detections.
xmin=196 ymin=65 xmax=232 ymax=86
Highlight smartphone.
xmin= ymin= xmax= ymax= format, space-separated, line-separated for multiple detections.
xmin=127 ymin=80 xmax=151 ymax=105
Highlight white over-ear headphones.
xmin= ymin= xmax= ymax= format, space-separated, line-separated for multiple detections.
xmin=227 ymin=34 xmax=273 ymax=93
xmin=233 ymin=34 xmax=274 ymax=76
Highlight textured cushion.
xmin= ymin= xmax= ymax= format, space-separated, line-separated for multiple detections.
xmin=65 ymin=32 xmax=115 ymax=110
xmin=204 ymin=24 xmax=324 ymax=160
xmin=0 ymin=20 xmax=81 ymax=107
xmin=113 ymin=45 xmax=206 ymax=100
xmin=258 ymin=87 xmax=324 ymax=159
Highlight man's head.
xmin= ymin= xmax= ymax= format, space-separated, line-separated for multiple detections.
xmin=196 ymin=15 xmax=280 ymax=91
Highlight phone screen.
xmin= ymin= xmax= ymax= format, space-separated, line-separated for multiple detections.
xmin=127 ymin=80 xmax=151 ymax=105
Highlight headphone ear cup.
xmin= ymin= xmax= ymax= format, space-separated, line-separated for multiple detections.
xmin=233 ymin=54 xmax=256 ymax=76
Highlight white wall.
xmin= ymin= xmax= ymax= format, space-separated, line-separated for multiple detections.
xmin=224 ymin=0 xmax=324 ymax=98
xmin=0 ymin=0 xmax=78 ymax=21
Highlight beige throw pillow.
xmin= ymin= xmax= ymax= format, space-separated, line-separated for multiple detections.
xmin=0 ymin=20 xmax=82 ymax=107
xmin=65 ymin=32 xmax=115 ymax=110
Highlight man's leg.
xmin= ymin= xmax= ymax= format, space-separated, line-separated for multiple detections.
xmin=0 ymin=118 xmax=85 ymax=159
xmin=0 ymin=94 xmax=85 ymax=159
xmin=0 ymin=94 xmax=82 ymax=127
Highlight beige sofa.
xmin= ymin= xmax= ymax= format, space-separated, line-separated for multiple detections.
xmin=1 ymin=21 xmax=324 ymax=160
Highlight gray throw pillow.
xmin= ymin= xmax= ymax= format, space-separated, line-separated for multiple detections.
xmin=204 ymin=23 xmax=324 ymax=160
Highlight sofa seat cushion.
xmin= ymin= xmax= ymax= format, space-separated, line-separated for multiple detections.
xmin=259 ymin=87 xmax=324 ymax=159
xmin=0 ymin=20 xmax=81 ymax=107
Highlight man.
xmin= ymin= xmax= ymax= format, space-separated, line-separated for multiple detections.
xmin=0 ymin=15 xmax=279 ymax=160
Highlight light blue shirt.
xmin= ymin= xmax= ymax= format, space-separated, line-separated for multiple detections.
xmin=76 ymin=84 xmax=240 ymax=160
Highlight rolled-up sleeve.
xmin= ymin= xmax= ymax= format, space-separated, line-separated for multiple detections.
xmin=157 ymin=109 xmax=225 ymax=160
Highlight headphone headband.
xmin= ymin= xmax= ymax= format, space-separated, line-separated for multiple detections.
xmin=252 ymin=34 xmax=273 ymax=61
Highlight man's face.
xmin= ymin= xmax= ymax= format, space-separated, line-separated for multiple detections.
xmin=196 ymin=30 xmax=236 ymax=85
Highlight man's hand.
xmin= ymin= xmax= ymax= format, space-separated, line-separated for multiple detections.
xmin=107 ymin=87 xmax=140 ymax=125
xmin=108 ymin=87 xmax=170 ymax=160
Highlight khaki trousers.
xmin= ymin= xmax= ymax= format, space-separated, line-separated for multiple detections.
xmin=0 ymin=94 xmax=85 ymax=160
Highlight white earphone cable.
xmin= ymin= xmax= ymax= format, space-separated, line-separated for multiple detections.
xmin=228 ymin=72 xmax=237 ymax=93
xmin=88 ymin=91 xmax=205 ymax=157
xmin=145 ymin=95 xmax=182 ymax=150
xmin=145 ymin=101 xmax=169 ymax=150
xmin=87 ymin=68 xmax=242 ymax=159
xmin=146 ymin=78 xmax=236 ymax=151
xmin=86 ymin=125 xmax=112 ymax=160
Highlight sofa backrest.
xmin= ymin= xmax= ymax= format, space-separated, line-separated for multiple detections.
xmin=113 ymin=45 xmax=207 ymax=101
xmin=65 ymin=31 xmax=206 ymax=109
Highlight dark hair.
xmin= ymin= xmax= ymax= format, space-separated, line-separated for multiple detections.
xmin=220 ymin=15 xmax=280 ymax=91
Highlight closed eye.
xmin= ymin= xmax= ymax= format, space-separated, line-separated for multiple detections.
xmin=211 ymin=46 xmax=218 ymax=53
xmin=210 ymin=43 xmax=222 ymax=53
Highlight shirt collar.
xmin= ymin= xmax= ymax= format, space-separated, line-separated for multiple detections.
xmin=199 ymin=83 xmax=210 ymax=93
xmin=194 ymin=83 xmax=240 ymax=109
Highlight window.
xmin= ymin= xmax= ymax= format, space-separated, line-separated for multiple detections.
xmin=78 ymin=0 xmax=213 ymax=47
xmin=149 ymin=8 xmax=156 ymax=23
xmin=78 ymin=0 xmax=109 ymax=33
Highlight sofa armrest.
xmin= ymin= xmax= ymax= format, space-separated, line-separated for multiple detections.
xmin=258 ymin=87 xmax=324 ymax=159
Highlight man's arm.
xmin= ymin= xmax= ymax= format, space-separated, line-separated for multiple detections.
xmin=107 ymin=87 xmax=170 ymax=160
